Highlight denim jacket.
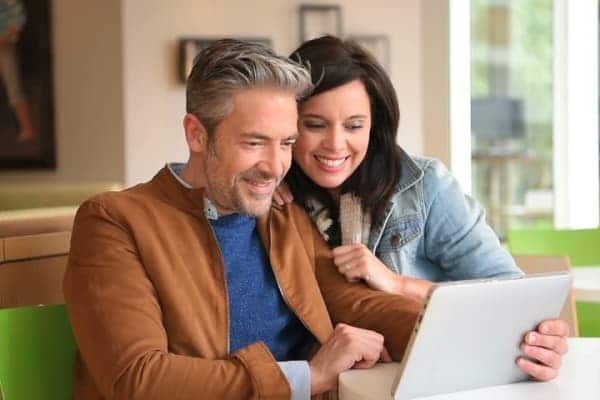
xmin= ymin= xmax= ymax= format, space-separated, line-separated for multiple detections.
xmin=367 ymin=150 xmax=523 ymax=282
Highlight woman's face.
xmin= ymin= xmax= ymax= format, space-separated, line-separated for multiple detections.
xmin=294 ymin=79 xmax=371 ymax=191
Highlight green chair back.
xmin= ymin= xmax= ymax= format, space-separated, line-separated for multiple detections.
xmin=508 ymin=228 xmax=600 ymax=337
xmin=0 ymin=304 xmax=76 ymax=400
xmin=508 ymin=228 xmax=600 ymax=266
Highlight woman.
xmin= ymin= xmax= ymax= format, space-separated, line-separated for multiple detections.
xmin=276 ymin=35 xmax=521 ymax=302
xmin=275 ymin=36 xmax=568 ymax=382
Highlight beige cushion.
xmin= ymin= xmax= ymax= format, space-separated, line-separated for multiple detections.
xmin=0 ymin=182 xmax=121 ymax=211
xmin=0 ymin=207 xmax=75 ymax=238
xmin=0 ymin=215 xmax=72 ymax=308
xmin=0 ymin=254 xmax=68 ymax=308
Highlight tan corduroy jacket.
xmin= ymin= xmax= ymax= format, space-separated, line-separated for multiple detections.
xmin=63 ymin=167 xmax=420 ymax=400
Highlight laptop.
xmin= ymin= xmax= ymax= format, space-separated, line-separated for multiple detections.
xmin=390 ymin=272 xmax=572 ymax=400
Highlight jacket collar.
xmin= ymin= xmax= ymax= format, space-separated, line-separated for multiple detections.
xmin=152 ymin=164 xmax=284 ymax=221
xmin=152 ymin=165 xmax=209 ymax=219
xmin=395 ymin=148 xmax=424 ymax=195
xmin=367 ymin=149 xmax=424 ymax=251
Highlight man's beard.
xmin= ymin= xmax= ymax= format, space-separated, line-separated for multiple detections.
xmin=204 ymin=150 xmax=281 ymax=217
xmin=231 ymin=169 xmax=281 ymax=216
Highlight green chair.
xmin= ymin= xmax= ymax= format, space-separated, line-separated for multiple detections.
xmin=508 ymin=228 xmax=600 ymax=337
xmin=0 ymin=304 xmax=76 ymax=400
xmin=508 ymin=228 xmax=600 ymax=266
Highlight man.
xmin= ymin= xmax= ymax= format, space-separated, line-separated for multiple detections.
xmin=64 ymin=39 xmax=567 ymax=400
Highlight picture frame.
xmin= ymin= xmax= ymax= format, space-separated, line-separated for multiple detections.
xmin=178 ymin=37 xmax=272 ymax=83
xmin=299 ymin=4 xmax=342 ymax=42
xmin=0 ymin=0 xmax=55 ymax=169
xmin=348 ymin=34 xmax=391 ymax=72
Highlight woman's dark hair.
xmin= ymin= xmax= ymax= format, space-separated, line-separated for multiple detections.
xmin=287 ymin=35 xmax=403 ymax=222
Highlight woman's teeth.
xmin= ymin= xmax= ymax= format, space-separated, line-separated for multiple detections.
xmin=315 ymin=156 xmax=346 ymax=167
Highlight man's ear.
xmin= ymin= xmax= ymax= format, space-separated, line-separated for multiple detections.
xmin=183 ymin=113 xmax=208 ymax=153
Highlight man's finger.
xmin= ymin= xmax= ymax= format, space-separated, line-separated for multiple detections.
xmin=525 ymin=331 xmax=569 ymax=354
xmin=335 ymin=323 xmax=385 ymax=343
xmin=517 ymin=357 xmax=558 ymax=381
xmin=380 ymin=347 xmax=392 ymax=362
xmin=538 ymin=319 xmax=569 ymax=337
xmin=353 ymin=358 xmax=378 ymax=369
xmin=521 ymin=344 xmax=561 ymax=369
xmin=346 ymin=344 xmax=381 ymax=370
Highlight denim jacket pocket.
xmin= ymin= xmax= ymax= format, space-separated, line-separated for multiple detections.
xmin=376 ymin=216 xmax=423 ymax=252
xmin=375 ymin=216 xmax=422 ymax=275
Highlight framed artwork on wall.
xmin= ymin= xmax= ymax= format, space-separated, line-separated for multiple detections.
xmin=0 ymin=0 xmax=55 ymax=169
xmin=178 ymin=37 xmax=272 ymax=83
xmin=299 ymin=4 xmax=342 ymax=42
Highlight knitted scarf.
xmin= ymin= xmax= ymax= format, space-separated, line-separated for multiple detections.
xmin=304 ymin=193 xmax=371 ymax=246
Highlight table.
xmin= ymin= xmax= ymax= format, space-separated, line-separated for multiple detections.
xmin=338 ymin=338 xmax=600 ymax=399
xmin=573 ymin=266 xmax=600 ymax=302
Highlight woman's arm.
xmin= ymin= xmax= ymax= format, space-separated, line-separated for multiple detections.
xmin=276 ymin=182 xmax=433 ymax=302
xmin=331 ymin=243 xmax=433 ymax=303
xmin=421 ymin=159 xmax=522 ymax=280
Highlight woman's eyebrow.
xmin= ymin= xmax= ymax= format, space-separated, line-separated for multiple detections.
xmin=298 ymin=113 xmax=319 ymax=117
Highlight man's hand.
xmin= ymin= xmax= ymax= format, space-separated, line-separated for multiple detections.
xmin=309 ymin=323 xmax=391 ymax=395
xmin=517 ymin=319 xmax=569 ymax=381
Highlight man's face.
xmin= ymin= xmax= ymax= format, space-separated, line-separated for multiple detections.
xmin=203 ymin=86 xmax=298 ymax=216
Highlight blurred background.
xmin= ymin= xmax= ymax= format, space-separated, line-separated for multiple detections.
xmin=1 ymin=0 xmax=597 ymax=241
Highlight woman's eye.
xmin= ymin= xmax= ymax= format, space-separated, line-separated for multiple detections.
xmin=347 ymin=124 xmax=363 ymax=131
xmin=303 ymin=121 xmax=325 ymax=129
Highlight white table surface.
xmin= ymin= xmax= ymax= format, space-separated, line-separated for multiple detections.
xmin=573 ymin=266 xmax=600 ymax=302
xmin=338 ymin=338 xmax=600 ymax=400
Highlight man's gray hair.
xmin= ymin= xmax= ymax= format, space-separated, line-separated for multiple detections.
xmin=186 ymin=39 xmax=313 ymax=137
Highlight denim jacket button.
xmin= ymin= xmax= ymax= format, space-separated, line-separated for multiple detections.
xmin=390 ymin=234 xmax=401 ymax=247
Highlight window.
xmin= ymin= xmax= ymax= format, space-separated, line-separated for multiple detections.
xmin=450 ymin=0 xmax=599 ymax=239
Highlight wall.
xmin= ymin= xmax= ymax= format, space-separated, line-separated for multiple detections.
xmin=421 ymin=0 xmax=450 ymax=167
xmin=1 ymin=1 xmax=440 ymax=186
xmin=122 ymin=0 xmax=425 ymax=184
xmin=0 ymin=0 xmax=125 ymax=184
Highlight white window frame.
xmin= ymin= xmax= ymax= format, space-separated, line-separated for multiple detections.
xmin=449 ymin=0 xmax=472 ymax=195
xmin=449 ymin=0 xmax=599 ymax=229
xmin=553 ymin=0 xmax=599 ymax=228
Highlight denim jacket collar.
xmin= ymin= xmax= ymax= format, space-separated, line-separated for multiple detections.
xmin=367 ymin=148 xmax=425 ymax=251
xmin=395 ymin=148 xmax=424 ymax=195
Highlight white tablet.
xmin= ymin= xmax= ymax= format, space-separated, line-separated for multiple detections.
xmin=391 ymin=272 xmax=572 ymax=400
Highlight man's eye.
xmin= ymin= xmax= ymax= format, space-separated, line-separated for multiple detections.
xmin=282 ymin=140 xmax=296 ymax=147
xmin=246 ymin=142 xmax=262 ymax=147
xmin=347 ymin=125 xmax=363 ymax=131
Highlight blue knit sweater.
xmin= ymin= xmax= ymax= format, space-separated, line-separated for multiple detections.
xmin=209 ymin=213 xmax=309 ymax=360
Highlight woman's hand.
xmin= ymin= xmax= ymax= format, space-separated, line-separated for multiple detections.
xmin=332 ymin=243 xmax=432 ymax=301
xmin=273 ymin=182 xmax=294 ymax=205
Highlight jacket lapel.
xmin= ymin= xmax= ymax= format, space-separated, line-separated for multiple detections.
xmin=257 ymin=210 xmax=333 ymax=345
